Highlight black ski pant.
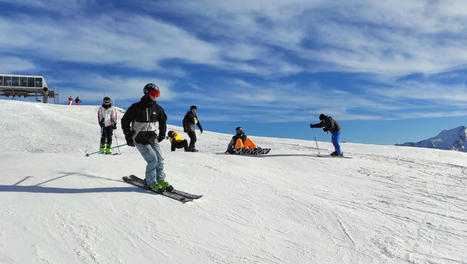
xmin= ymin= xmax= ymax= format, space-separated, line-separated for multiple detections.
xmin=187 ymin=130 xmax=197 ymax=150
xmin=171 ymin=140 xmax=188 ymax=151
xmin=100 ymin=126 xmax=114 ymax=147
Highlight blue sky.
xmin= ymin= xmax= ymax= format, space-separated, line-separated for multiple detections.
xmin=1 ymin=0 xmax=467 ymax=145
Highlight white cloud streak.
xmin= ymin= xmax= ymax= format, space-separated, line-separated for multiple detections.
xmin=2 ymin=0 xmax=467 ymax=122
xmin=0 ymin=15 xmax=220 ymax=70
xmin=0 ymin=56 xmax=36 ymax=72
xmin=49 ymin=73 xmax=175 ymax=102
xmin=142 ymin=0 xmax=467 ymax=76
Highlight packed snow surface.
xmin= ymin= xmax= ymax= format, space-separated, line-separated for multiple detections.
xmin=0 ymin=100 xmax=466 ymax=264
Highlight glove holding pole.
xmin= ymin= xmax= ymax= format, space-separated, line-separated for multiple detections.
xmin=125 ymin=133 xmax=135 ymax=147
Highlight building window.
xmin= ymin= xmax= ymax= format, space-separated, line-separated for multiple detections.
xmin=35 ymin=78 xmax=42 ymax=87
xmin=0 ymin=76 xmax=3 ymax=86
xmin=28 ymin=77 xmax=34 ymax=87
xmin=20 ymin=77 xmax=27 ymax=87
xmin=12 ymin=77 xmax=19 ymax=86
xmin=4 ymin=76 xmax=12 ymax=86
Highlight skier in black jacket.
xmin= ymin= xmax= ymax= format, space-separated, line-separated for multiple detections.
xmin=183 ymin=105 xmax=203 ymax=152
xmin=310 ymin=114 xmax=343 ymax=156
xmin=121 ymin=83 xmax=172 ymax=192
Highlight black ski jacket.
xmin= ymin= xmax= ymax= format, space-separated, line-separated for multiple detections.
xmin=310 ymin=115 xmax=341 ymax=134
xmin=121 ymin=95 xmax=167 ymax=145
xmin=183 ymin=111 xmax=203 ymax=133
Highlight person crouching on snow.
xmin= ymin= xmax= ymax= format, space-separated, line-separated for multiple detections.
xmin=226 ymin=126 xmax=259 ymax=154
xmin=167 ymin=130 xmax=189 ymax=152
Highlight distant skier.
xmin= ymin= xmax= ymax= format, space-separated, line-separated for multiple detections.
xmin=183 ymin=105 xmax=203 ymax=152
xmin=97 ymin=97 xmax=118 ymax=154
xmin=75 ymin=96 xmax=81 ymax=105
xmin=67 ymin=96 xmax=73 ymax=105
xmin=310 ymin=114 xmax=342 ymax=156
xmin=121 ymin=83 xmax=172 ymax=192
xmin=167 ymin=130 xmax=189 ymax=152
xmin=226 ymin=126 xmax=259 ymax=154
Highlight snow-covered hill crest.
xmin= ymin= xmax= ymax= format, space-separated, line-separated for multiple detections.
xmin=1 ymin=100 xmax=466 ymax=264
xmin=397 ymin=126 xmax=467 ymax=152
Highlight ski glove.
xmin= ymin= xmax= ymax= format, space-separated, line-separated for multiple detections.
xmin=99 ymin=121 xmax=105 ymax=127
xmin=323 ymin=128 xmax=329 ymax=132
xmin=112 ymin=124 xmax=117 ymax=129
xmin=157 ymin=135 xmax=164 ymax=143
xmin=125 ymin=134 xmax=135 ymax=147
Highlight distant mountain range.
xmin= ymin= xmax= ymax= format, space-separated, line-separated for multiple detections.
xmin=396 ymin=126 xmax=467 ymax=152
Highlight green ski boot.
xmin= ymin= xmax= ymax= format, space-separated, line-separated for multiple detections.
xmin=100 ymin=143 xmax=107 ymax=154
xmin=105 ymin=144 xmax=112 ymax=154
xmin=148 ymin=180 xmax=173 ymax=193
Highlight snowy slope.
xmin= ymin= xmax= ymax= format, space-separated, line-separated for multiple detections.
xmin=397 ymin=126 xmax=467 ymax=152
xmin=0 ymin=100 xmax=466 ymax=264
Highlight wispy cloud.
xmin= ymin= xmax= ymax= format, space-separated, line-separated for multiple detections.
xmin=49 ymin=73 xmax=175 ymax=102
xmin=0 ymin=0 xmax=97 ymax=13
xmin=1 ymin=0 xmax=467 ymax=124
xmin=0 ymin=56 xmax=36 ymax=72
xmin=141 ymin=0 xmax=467 ymax=76
xmin=0 ymin=14 xmax=219 ymax=70
xmin=372 ymin=82 xmax=467 ymax=103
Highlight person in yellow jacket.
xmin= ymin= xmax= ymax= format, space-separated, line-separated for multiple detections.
xmin=167 ymin=130 xmax=189 ymax=152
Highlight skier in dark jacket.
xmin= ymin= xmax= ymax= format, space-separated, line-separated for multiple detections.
xmin=183 ymin=105 xmax=203 ymax=152
xmin=310 ymin=114 xmax=343 ymax=156
xmin=121 ymin=83 xmax=172 ymax=192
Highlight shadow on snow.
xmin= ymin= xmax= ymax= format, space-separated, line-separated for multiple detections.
xmin=0 ymin=171 xmax=147 ymax=194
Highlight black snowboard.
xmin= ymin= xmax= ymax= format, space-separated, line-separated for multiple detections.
xmin=227 ymin=148 xmax=271 ymax=155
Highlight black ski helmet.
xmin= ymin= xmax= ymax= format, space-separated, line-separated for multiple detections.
xmin=236 ymin=126 xmax=243 ymax=134
xmin=143 ymin=83 xmax=160 ymax=95
xmin=168 ymin=130 xmax=174 ymax=138
xmin=319 ymin=114 xmax=326 ymax=120
xmin=190 ymin=105 xmax=197 ymax=110
xmin=103 ymin=96 xmax=111 ymax=101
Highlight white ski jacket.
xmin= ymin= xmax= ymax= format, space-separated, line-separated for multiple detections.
xmin=98 ymin=105 xmax=118 ymax=127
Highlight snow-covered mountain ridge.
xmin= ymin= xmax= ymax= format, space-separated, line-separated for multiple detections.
xmin=0 ymin=100 xmax=466 ymax=264
xmin=397 ymin=126 xmax=467 ymax=152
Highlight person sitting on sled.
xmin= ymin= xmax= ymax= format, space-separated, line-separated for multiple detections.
xmin=310 ymin=113 xmax=343 ymax=156
xmin=167 ymin=130 xmax=189 ymax=152
xmin=226 ymin=126 xmax=259 ymax=154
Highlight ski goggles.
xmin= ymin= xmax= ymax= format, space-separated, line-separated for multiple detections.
xmin=149 ymin=89 xmax=160 ymax=98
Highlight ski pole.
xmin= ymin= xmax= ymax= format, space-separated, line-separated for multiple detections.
xmin=313 ymin=128 xmax=320 ymax=155
xmin=114 ymin=133 xmax=122 ymax=155
xmin=85 ymin=144 xmax=127 ymax=157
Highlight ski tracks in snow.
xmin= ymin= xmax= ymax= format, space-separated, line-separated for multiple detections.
xmin=351 ymin=152 xmax=467 ymax=263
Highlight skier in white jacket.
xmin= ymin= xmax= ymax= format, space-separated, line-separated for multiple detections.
xmin=97 ymin=97 xmax=118 ymax=154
